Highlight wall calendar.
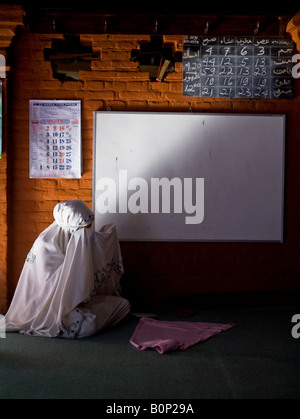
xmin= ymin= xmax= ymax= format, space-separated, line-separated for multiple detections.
xmin=29 ymin=100 xmax=81 ymax=178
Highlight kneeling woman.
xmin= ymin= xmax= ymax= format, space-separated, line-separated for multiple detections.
xmin=4 ymin=199 xmax=130 ymax=338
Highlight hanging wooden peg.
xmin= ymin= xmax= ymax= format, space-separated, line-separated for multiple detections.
xmin=204 ymin=21 xmax=209 ymax=35
xmin=254 ymin=21 xmax=260 ymax=35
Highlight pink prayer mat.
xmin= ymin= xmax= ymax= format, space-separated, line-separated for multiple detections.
xmin=130 ymin=317 xmax=235 ymax=354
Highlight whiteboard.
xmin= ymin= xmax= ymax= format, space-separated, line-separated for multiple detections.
xmin=93 ymin=112 xmax=285 ymax=242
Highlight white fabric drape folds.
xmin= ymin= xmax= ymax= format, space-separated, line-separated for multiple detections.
xmin=4 ymin=200 xmax=129 ymax=338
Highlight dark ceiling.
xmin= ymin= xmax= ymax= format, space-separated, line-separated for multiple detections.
xmin=14 ymin=0 xmax=299 ymax=15
xmin=24 ymin=5 xmax=299 ymax=14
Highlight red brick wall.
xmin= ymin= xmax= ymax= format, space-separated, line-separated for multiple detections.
xmin=0 ymin=78 xmax=7 ymax=314
xmin=0 ymin=5 xmax=23 ymax=313
xmin=2 ymin=29 xmax=300 ymax=311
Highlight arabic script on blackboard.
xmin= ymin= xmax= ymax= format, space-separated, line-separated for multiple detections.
xmin=183 ymin=36 xmax=295 ymax=99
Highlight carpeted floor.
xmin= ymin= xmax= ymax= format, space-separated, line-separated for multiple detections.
xmin=0 ymin=303 xmax=300 ymax=400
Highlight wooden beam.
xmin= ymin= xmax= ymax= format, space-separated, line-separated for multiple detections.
xmin=25 ymin=10 xmax=293 ymax=37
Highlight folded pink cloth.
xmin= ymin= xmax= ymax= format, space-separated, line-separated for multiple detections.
xmin=130 ymin=317 xmax=234 ymax=354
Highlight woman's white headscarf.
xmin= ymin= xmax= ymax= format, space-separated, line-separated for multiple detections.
xmin=53 ymin=199 xmax=94 ymax=233
xmin=4 ymin=200 xmax=124 ymax=337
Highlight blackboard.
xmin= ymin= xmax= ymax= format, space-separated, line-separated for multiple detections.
xmin=93 ymin=112 xmax=285 ymax=242
xmin=183 ymin=36 xmax=294 ymax=99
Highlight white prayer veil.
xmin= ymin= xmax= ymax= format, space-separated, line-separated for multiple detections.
xmin=53 ymin=199 xmax=94 ymax=233
xmin=4 ymin=199 xmax=125 ymax=337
